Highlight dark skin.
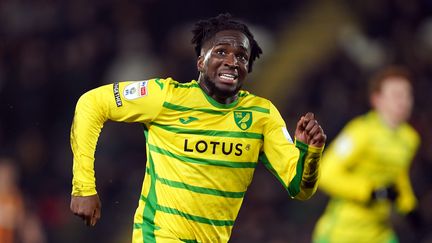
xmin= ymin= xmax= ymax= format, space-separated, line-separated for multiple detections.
xmin=70 ymin=194 xmax=100 ymax=226
xmin=197 ymin=30 xmax=250 ymax=104
xmin=196 ymin=30 xmax=325 ymax=146
xmin=70 ymin=29 xmax=326 ymax=227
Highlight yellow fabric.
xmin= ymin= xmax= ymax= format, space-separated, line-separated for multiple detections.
xmin=71 ymin=78 xmax=323 ymax=242
xmin=71 ymin=79 xmax=165 ymax=196
xmin=313 ymin=111 xmax=419 ymax=243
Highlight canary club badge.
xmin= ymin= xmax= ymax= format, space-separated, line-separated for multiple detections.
xmin=234 ymin=111 xmax=252 ymax=130
xmin=124 ymin=81 xmax=148 ymax=100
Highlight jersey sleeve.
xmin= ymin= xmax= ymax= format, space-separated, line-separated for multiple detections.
xmin=395 ymin=129 xmax=420 ymax=214
xmin=259 ymin=103 xmax=324 ymax=200
xmin=395 ymin=170 xmax=417 ymax=214
xmin=71 ymin=79 xmax=169 ymax=196
xmin=318 ymin=119 xmax=373 ymax=203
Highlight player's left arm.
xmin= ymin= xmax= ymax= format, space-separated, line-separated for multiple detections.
xmin=260 ymin=104 xmax=326 ymax=200
xmin=292 ymin=112 xmax=326 ymax=200
xmin=394 ymin=170 xmax=417 ymax=214
xmin=394 ymin=130 xmax=420 ymax=214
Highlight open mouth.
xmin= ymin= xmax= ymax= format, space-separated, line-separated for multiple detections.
xmin=218 ymin=73 xmax=238 ymax=84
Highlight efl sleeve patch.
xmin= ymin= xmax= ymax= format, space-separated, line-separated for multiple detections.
xmin=124 ymin=81 xmax=149 ymax=100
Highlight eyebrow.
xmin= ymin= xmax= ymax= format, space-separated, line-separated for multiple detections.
xmin=214 ymin=42 xmax=248 ymax=51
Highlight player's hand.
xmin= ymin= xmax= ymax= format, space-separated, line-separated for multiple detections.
xmin=371 ymin=185 xmax=398 ymax=202
xmin=70 ymin=194 xmax=101 ymax=227
xmin=295 ymin=112 xmax=326 ymax=148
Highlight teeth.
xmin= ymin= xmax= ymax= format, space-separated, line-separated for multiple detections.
xmin=220 ymin=74 xmax=237 ymax=80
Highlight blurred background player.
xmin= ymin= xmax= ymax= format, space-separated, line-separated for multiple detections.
xmin=0 ymin=155 xmax=46 ymax=243
xmin=312 ymin=66 xmax=420 ymax=242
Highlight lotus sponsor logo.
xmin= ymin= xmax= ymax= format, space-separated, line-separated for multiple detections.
xmin=184 ymin=139 xmax=243 ymax=156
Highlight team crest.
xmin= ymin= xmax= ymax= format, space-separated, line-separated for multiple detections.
xmin=234 ymin=111 xmax=252 ymax=130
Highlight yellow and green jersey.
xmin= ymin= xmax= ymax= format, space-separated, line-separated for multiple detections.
xmin=71 ymin=78 xmax=323 ymax=243
xmin=313 ymin=111 xmax=420 ymax=243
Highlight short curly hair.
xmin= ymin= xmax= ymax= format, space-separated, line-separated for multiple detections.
xmin=191 ymin=13 xmax=263 ymax=73
xmin=368 ymin=66 xmax=413 ymax=95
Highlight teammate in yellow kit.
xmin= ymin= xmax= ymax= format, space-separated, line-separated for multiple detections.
xmin=313 ymin=66 xmax=420 ymax=243
xmin=70 ymin=13 xmax=327 ymax=242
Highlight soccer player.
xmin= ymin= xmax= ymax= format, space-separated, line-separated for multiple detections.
xmin=312 ymin=66 xmax=420 ymax=242
xmin=70 ymin=13 xmax=327 ymax=242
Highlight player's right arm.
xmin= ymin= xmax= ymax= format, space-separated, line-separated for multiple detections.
xmin=70 ymin=79 xmax=168 ymax=226
xmin=318 ymin=119 xmax=373 ymax=203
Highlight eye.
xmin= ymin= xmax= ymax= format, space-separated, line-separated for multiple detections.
xmin=236 ymin=53 xmax=249 ymax=63
xmin=216 ymin=49 xmax=226 ymax=56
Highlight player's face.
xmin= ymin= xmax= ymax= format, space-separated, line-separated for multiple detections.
xmin=372 ymin=77 xmax=413 ymax=126
xmin=197 ymin=30 xmax=251 ymax=101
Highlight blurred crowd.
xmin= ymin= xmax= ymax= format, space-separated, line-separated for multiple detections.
xmin=0 ymin=0 xmax=431 ymax=242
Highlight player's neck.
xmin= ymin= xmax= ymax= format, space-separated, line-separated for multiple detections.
xmin=198 ymin=76 xmax=238 ymax=105
xmin=376 ymin=111 xmax=402 ymax=129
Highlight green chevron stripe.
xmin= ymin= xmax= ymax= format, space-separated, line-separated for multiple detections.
xmin=180 ymin=239 xmax=199 ymax=243
xmin=158 ymin=204 xmax=234 ymax=226
xmin=287 ymin=140 xmax=308 ymax=197
xmin=151 ymin=122 xmax=263 ymax=139
xmin=260 ymin=141 xmax=309 ymax=198
xmin=260 ymin=152 xmax=288 ymax=189
xmin=140 ymin=195 xmax=235 ymax=226
xmin=154 ymin=78 xmax=163 ymax=90
xmin=157 ymin=176 xmax=246 ymax=198
xmin=164 ymin=102 xmax=269 ymax=114
xmin=170 ymin=82 xmax=200 ymax=88
xmin=236 ymin=106 xmax=269 ymax=113
xmin=142 ymin=127 xmax=157 ymax=243
xmin=163 ymin=102 xmax=227 ymax=115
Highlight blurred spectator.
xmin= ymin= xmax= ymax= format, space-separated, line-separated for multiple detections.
xmin=0 ymin=157 xmax=22 ymax=243
xmin=104 ymin=1 xmax=163 ymax=83
xmin=0 ymin=156 xmax=46 ymax=243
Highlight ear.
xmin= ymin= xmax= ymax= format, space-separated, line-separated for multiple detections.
xmin=197 ymin=55 xmax=204 ymax=72
xmin=370 ymin=93 xmax=379 ymax=109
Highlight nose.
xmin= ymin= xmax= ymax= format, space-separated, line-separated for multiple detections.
xmin=224 ymin=53 xmax=239 ymax=68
